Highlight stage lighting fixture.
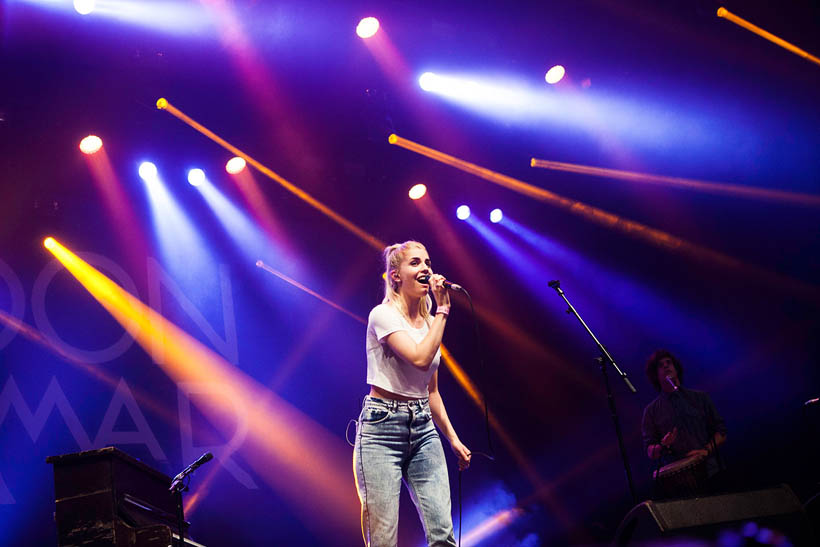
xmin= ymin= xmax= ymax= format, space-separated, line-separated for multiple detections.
xmin=73 ymin=0 xmax=95 ymax=15
xmin=226 ymin=156 xmax=246 ymax=174
xmin=43 ymin=237 xmax=56 ymax=250
xmin=138 ymin=162 xmax=158 ymax=182
xmin=456 ymin=205 xmax=471 ymax=220
xmin=79 ymin=135 xmax=103 ymax=155
xmin=356 ymin=17 xmax=379 ymax=39
xmin=188 ymin=168 xmax=205 ymax=187
xmin=545 ymin=65 xmax=565 ymax=84
xmin=408 ymin=184 xmax=427 ymax=200
xmin=490 ymin=208 xmax=503 ymax=223
xmin=419 ymin=72 xmax=437 ymax=92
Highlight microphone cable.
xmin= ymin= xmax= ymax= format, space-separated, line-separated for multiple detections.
xmin=461 ymin=288 xmax=495 ymax=459
xmin=455 ymin=288 xmax=496 ymax=546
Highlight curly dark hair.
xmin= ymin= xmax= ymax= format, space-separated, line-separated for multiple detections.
xmin=645 ymin=349 xmax=684 ymax=392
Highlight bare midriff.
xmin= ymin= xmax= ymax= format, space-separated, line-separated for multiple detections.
xmin=369 ymin=384 xmax=423 ymax=401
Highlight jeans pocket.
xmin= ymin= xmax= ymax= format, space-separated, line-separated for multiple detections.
xmin=360 ymin=407 xmax=391 ymax=424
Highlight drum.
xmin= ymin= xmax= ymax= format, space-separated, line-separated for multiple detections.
xmin=653 ymin=453 xmax=708 ymax=499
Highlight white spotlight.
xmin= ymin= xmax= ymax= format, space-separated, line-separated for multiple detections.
xmin=138 ymin=162 xmax=158 ymax=182
xmin=456 ymin=205 xmax=471 ymax=221
xmin=226 ymin=157 xmax=246 ymax=175
xmin=188 ymin=168 xmax=205 ymax=187
xmin=419 ymin=72 xmax=438 ymax=92
xmin=545 ymin=65 xmax=565 ymax=85
xmin=490 ymin=208 xmax=503 ymax=223
xmin=408 ymin=184 xmax=427 ymax=200
xmin=73 ymin=0 xmax=95 ymax=15
xmin=356 ymin=17 xmax=380 ymax=39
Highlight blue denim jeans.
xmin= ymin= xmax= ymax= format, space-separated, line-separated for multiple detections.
xmin=353 ymin=395 xmax=456 ymax=547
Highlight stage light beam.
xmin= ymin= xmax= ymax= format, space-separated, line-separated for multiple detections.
xmin=456 ymin=205 xmax=471 ymax=220
xmin=79 ymin=135 xmax=102 ymax=155
xmin=408 ymin=183 xmax=427 ymax=200
xmin=490 ymin=208 xmax=503 ymax=223
xmin=545 ymin=65 xmax=565 ymax=84
xmin=187 ymin=168 xmax=205 ymax=187
xmin=356 ymin=17 xmax=379 ymax=39
xmin=226 ymin=157 xmax=246 ymax=175
xmin=42 ymin=237 xmax=361 ymax=540
xmin=717 ymin=7 xmax=820 ymax=68
xmin=157 ymin=97 xmax=384 ymax=250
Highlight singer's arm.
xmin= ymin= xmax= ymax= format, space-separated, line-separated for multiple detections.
xmin=428 ymin=370 xmax=471 ymax=470
xmin=384 ymin=313 xmax=447 ymax=369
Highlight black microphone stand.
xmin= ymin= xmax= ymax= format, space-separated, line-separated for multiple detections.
xmin=548 ymin=280 xmax=638 ymax=504
xmin=169 ymin=477 xmax=188 ymax=547
xmin=168 ymin=453 xmax=212 ymax=547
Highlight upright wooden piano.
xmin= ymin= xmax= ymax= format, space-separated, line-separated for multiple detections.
xmin=47 ymin=447 xmax=206 ymax=547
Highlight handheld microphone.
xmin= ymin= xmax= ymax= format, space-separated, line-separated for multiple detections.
xmin=417 ymin=274 xmax=463 ymax=292
xmin=665 ymin=375 xmax=679 ymax=392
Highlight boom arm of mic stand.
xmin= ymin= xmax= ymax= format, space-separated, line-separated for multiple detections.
xmin=548 ymin=280 xmax=636 ymax=393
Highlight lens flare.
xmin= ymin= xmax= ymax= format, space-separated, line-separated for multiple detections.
xmin=73 ymin=0 xmax=95 ymax=15
xmin=356 ymin=17 xmax=380 ymax=39
xmin=138 ymin=162 xmax=158 ymax=182
xmin=79 ymin=135 xmax=102 ymax=155
xmin=408 ymin=183 xmax=427 ymax=200
xmin=226 ymin=156 xmax=246 ymax=175
xmin=456 ymin=205 xmax=471 ymax=220
xmin=490 ymin=208 xmax=503 ymax=223
xmin=545 ymin=65 xmax=565 ymax=84
xmin=188 ymin=168 xmax=205 ymax=187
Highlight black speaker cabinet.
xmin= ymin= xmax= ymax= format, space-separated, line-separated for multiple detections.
xmin=614 ymin=485 xmax=814 ymax=545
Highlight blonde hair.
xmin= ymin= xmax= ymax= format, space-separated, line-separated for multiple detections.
xmin=382 ymin=241 xmax=432 ymax=323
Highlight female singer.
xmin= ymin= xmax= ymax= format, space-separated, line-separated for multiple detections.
xmin=353 ymin=241 xmax=471 ymax=546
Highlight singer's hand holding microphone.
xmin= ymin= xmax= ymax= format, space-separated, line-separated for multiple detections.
xmin=417 ymin=274 xmax=463 ymax=313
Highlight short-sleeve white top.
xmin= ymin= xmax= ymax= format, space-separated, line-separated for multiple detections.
xmin=366 ymin=303 xmax=441 ymax=398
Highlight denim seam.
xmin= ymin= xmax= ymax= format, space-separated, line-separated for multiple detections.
xmin=357 ymin=422 xmax=371 ymax=546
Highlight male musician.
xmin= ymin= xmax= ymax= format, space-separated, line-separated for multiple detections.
xmin=641 ymin=350 xmax=727 ymax=495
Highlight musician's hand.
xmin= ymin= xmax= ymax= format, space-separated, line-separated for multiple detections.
xmin=430 ymin=274 xmax=451 ymax=308
xmin=661 ymin=427 xmax=678 ymax=448
xmin=450 ymin=439 xmax=471 ymax=471
xmin=686 ymin=449 xmax=708 ymax=458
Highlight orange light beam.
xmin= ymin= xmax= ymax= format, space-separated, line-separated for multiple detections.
xmin=388 ymin=134 xmax=820 ymax=299
xmin=531 ymin=157 xmax=820 ymax=207
xmin=717 ymin=7 xmax=820 ymax=68
xmin=461 ymin=508 xmax=525 ymax=546
xmin=43 ymin=237 xmax=360 ymax=540
xmin=156 ymin=98 xmax=384 ymax=251
xmin=256 ymin=260 xmax=367 ymax=325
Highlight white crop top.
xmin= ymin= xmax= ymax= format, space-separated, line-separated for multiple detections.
xmin=366 ymin=303 xmax=441 ymax=398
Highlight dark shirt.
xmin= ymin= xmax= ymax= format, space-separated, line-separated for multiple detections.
xmin=642 ymin=387 xmax=727 ymax=475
